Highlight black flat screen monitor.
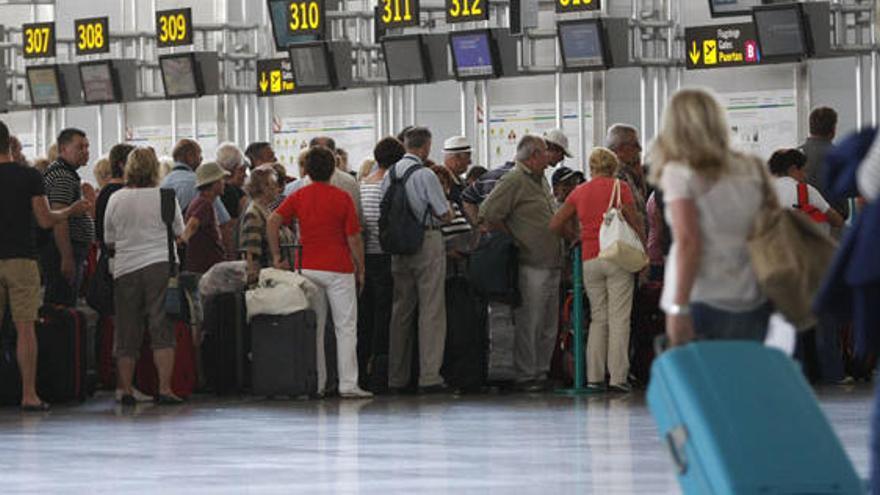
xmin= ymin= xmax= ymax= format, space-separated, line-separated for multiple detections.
xmin=709 ymin=0 xmax=763 ymax=17
xmin=382 ymin=35 xmax=429 ymax=85
xmin=268 ymin=0 xmax=320 ymax=50
xmin=159 ymin=53 xmax=202 ymax=99
xmin=753 ymin=3 xmax=811 ymax=62
xmin=26 ymin=66 xmax=63 ymax=108
xmin=289 ymin=42 xmax=335 ymax=91
xmin=79 ymin=61 xmax=118 ymax=104
xmin=449 ymin=30 xmax=499 ymax=80
xmin=558 ymin=19 xmax=608 ymax=71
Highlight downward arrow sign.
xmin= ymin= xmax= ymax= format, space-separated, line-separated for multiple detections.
xmin=259 ymin=72 xmax=269 ymax=93
xmin=689 ymin=41 xmax=701 ymax=65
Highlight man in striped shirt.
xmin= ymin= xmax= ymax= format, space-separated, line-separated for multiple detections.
xmin=41 ymin=128 xmax=95 ymax=307
xmin=460 ymin=161 xmax=515 ymax=225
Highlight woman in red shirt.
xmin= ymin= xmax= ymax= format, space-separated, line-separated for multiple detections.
xmin=266 ymin=146 xmax=371 ymax=399
xmin=549 ymin=147 xmax=644 ymax=393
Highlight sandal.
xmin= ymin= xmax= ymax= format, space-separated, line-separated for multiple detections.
xmin=21 ymin=402 xmax=50 ymax=412
xmin=155 ymin=394 xmax=185 ymax=405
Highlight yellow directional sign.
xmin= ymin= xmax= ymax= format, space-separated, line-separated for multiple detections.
xmin=685 ymin=23 xmax=762 ymax=70
xmin=689 ymin=42 xmax=700 ymax=65
xmin=703 ymin=39 xmax=717 ymax=65
xmin=257 ymin=58 xmax=295 ymax=97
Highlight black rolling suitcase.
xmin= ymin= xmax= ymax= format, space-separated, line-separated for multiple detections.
xmin=201 ymin=291 xmax=250 ymax=394
xmin=250 ymin=310 xmax=319 ymax=398
xmin=36 ymin=305 xmax=89 ymax=403
xmin=441 ymin=273 xmax=489 ymax=392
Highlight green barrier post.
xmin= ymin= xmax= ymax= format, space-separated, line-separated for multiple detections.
xmin=557 ymin=244 xmax=596 ymax=396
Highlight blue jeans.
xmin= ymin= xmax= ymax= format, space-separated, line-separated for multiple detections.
xmin=691 ymin=302 xmax=772 ymax=342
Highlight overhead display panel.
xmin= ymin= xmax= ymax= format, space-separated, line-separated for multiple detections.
xmin=26 ymin=66 xmax=63 ymax=107
xmin=753 ymin=3 xmax=812 ymax=63
xmin=22 ymin=22 xmax=55 ymax=59
xmin=155 ymin=8 xmax=193 ymax=48
xmin=449 ymin=30 xmax=500 ymax=80
xmin=257 ymin=58 xmax=296 ymax=97
xmin=558 ymin=19 xmax=609 ymax=72
xmin=446 ymin=0 xmax=489 ymax=24
xmin=74 ymin=17 xmax=110 ymax=55
xmin=79 ymin=61 xmax=118 ymax=104
xmin=289 ymin=42 xmax=336 ymax=91
xmin=377 ymin=0 xmax=420 ymax=29
xmin=685 ymin=23 xmax=761 ymax=70
xmin=555 ymin=0 xmax=600 ymax=14
xmin=268 ymin=0 xmax=319 ymax=49
xmin=709 ymin=0 xmax=763 ymax=18
xmin=159 ymin=53 xmax=202 ymax=99
xmin=382 ymin=35 xmax=430 ymax=85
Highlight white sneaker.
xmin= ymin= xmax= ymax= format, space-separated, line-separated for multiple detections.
xmin=339 ymin=387 xmax=373 ymax=399
xmin=115 ymin=388 xmax=154 ymax=403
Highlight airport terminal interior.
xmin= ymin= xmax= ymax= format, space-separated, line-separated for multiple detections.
xmin=1 ymin=0 xmax=879 ymax=493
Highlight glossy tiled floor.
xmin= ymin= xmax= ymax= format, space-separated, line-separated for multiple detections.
xmin=0 ymin=386 xmax=873 ymax=493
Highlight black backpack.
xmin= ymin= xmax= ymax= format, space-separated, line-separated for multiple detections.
xmin=379 ymin=161 xmax=429 ymax=255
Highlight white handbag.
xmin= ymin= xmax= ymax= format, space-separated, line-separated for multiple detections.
xmin=598 ymin=179 xmax=649 ymax=273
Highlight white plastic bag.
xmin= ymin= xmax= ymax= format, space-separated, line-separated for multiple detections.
xmin=244 ymin=268 xmax=312 ymax=321
xmin=598 ymin=179 xmax=648 ymax=273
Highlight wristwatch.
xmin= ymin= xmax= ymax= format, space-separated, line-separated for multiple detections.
xmin=667 ymin=304 xmax=691 ymax=316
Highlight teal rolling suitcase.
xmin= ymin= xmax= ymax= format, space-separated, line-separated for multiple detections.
xmin=647 ymin=341 xmax=862 ymax=494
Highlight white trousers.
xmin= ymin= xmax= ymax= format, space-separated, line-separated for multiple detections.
xmin=302 ymin=269 xmax=360 ymax=394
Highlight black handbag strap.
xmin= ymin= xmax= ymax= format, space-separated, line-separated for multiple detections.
xmin=160 ymin=188 xmax=178 ymax=277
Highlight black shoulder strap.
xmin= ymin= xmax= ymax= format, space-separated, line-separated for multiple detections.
xmin=160 ymin=188 xmax=178 ymax=276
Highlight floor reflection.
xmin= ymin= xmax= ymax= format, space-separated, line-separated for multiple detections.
xmin=0 ymin=386 xmax=871 ymax=493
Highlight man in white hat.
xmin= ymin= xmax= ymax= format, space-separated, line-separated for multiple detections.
xmin=443 ymin=136 xmax=472 ymax=209
xmin=543 ymin=128 xmax=573 ymax=184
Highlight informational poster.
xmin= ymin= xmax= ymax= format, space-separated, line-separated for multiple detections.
xmin=272 ymin=113 xmax=376 ymax=178
xmin=720 ymin=89 xmax=798 ymax=160
xmin=480 ymin=101 xmax=594 ymax=169
xmin=126 ymin=123 xmax=219 ymax=160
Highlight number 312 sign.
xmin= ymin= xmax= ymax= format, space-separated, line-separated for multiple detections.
xmin=446 ymin=0 xmax=488 ymax=23
xmin=555 ymin=0 xmax=600 ymax=14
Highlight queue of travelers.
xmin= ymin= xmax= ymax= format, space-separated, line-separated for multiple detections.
xmin=0 ymin=89 xmax=874 ymax=417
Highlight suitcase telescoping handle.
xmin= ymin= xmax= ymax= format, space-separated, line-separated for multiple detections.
xmin=238 ymin=244 xmax=303 ymax=273
xmin=280 ymin=243 xmax=303 ymax=273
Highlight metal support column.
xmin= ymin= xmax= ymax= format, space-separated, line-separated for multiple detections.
xmin=192 ymin=99 xmax=199 ymax=141
xmin=795 ymin=62 xmax=812 ymax=143
xmin=97 ymin=106 xmax=104 ymax=155
xmin=388 ymin=87 xmax=396 ymax=135
xmin=856 ymin=57 xmax=864 ymax=129
xmin=481 ymin=80 xmax=490 ymax=170
xmin=591 ymin=72 xmax=607 ymax=167
xmin=409 ymin=85 xmax=417 ymax=126
xmin=639 ymin=68 xmax=648 ymax=138
xmin=375 ymin=87 xmax=385 ymax=139
xmin=576 ymin=72 xmax=585 ymax=171
xmin=555 ymin=43 xmax=563 ymax=128
xmin=459 ymin=82 xmax=468 ymax=136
